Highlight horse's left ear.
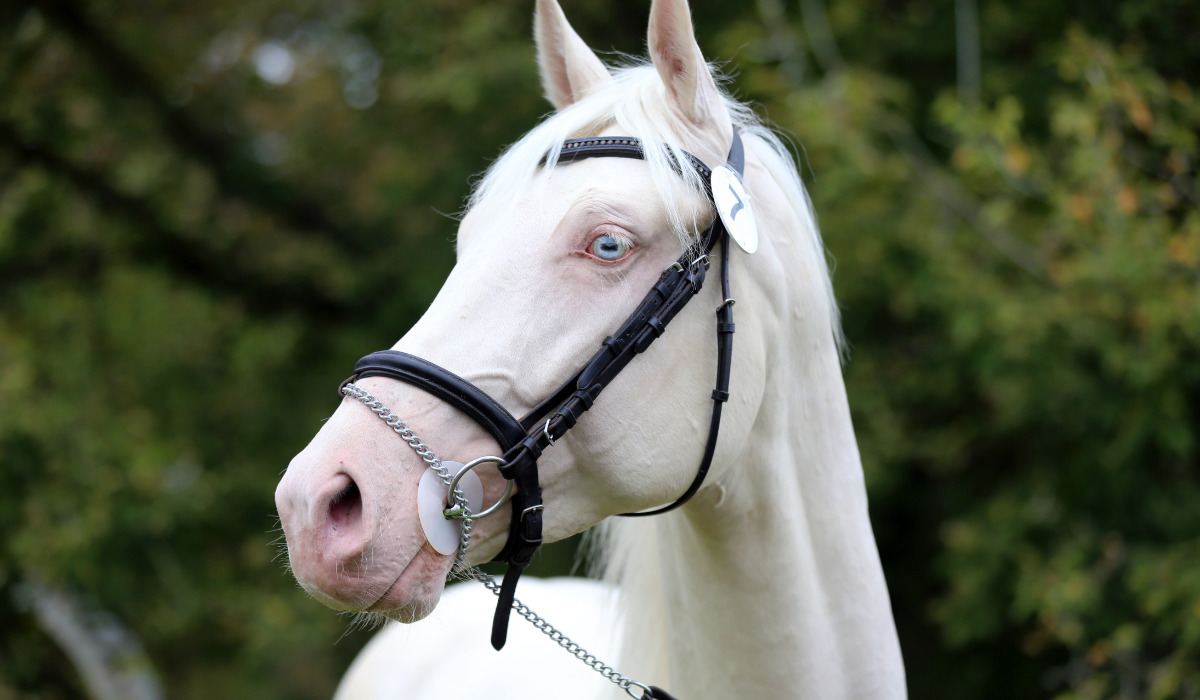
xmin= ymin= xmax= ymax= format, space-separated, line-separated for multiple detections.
xmin=535 ymin=0 xmax=615 ymax=110
xmin=648 ymin=0 xmax=733 ymax=154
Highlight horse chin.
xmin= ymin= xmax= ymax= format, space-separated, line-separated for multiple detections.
xmin=289 ymin=515 xmax=454 ymax=621
xmin=360 ymin=541 xmax=454 ymax=622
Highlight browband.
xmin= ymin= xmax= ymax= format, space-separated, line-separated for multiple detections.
xmin=343 ymin=131 xmax=743 ymax=652
xmin=546 ymin=136 xmax=713 ymax=183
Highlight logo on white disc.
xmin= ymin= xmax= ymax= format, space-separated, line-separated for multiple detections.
xmin=712 ymin=165 xmax=758 ymax=254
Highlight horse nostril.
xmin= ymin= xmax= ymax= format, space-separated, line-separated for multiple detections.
xmin=328 ymin=477 xmax=363 ymax=532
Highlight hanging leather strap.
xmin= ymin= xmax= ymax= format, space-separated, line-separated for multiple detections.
xmin=488 ymin=454 xmax=542 ymax=649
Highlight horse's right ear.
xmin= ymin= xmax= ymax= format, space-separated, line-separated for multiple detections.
xmin=535 ymin=0 xmax=614 ymax=110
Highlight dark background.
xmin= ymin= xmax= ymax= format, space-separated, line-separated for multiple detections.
xmin=2 ymin=0 xmax=1198 ymax=697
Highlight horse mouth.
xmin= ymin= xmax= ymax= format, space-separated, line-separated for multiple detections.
xmin=350 ymin=539 xmax=451 ymax=621
xmin=363 ymin=576 xmax=401 ymax=612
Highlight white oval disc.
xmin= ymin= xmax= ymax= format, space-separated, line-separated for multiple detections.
xmin=417 ymin=461 xmax=483 ymax=556
xmin=711 ymin=165 xmax=758 ymax=254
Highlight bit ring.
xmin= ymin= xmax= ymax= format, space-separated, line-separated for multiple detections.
xmin=444 ymin=455 xmax=513 ymax=520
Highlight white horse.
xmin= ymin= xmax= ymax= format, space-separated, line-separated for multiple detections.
xmin=275 ymin=0 xmax=906 ymax=697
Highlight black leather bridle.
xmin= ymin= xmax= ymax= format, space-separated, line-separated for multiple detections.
xmin=341 ymin=131 xmax=744 ymax=659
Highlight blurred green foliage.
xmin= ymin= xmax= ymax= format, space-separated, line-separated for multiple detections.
xmin=1 ymin=0 xmax=1197 ymax=698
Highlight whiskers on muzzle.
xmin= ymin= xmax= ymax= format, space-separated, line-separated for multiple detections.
xmin=338 ymin=609 xmax=394 ymax=640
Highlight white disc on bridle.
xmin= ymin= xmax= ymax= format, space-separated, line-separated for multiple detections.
xmin=712 ymin=165 xmax=758 ymax=254
xmin=418 ymin=461 xmax=483 ymax=555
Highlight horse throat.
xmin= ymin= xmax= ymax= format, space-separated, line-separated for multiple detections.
xmin=604 ymin=328 xmax=907 ymax=698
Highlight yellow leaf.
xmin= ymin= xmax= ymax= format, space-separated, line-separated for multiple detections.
xmin=1068 ymin=194 xmax=1094 ymax=223
xmin=952 ymin=145 xmax=976 ymax=171
xmin=1005 ymin=145 xmax=1032 ymax=174
xmin=1086 ymin=639 xmax=1111 ymax=667
xmin=1116 ymin=186 xmax=1139 ymax=214
xmin=1167 ymin=234 xmax=1197 ymax=267
xmin=1128 ymin=97 xmax=1153 ymax=132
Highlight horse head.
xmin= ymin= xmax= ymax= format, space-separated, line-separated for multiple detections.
xmin=276 ymin=0 xmax=900 ymax=696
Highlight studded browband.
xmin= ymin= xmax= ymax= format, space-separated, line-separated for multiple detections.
xmin=343 ymin=131 xmax=742 ymax=655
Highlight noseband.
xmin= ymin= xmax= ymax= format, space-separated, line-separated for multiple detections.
xmin=340 ymin=132 xmax=744 ymax=664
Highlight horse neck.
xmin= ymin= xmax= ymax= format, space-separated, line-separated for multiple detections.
xmin=605 ymin=321 xmax=906 ymax=698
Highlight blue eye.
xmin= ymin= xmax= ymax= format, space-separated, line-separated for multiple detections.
xmin=588 ymin=233 xmax=631 ymax=262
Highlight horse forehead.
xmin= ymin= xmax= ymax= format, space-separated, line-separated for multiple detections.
xmin=461 ymin=158 xmax=675 ymax=246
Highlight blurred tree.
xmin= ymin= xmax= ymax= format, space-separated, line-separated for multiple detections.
xmin=713 ymin=3 xmax=1200 ymax=698
xmin=0 ymin=0 xmax=1196 ymax=698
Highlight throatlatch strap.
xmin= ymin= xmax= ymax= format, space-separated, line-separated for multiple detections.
xmin=621 ymin=233 xmax=735 ymax=517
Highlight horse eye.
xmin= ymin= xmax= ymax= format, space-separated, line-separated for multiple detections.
xmin=588 ymin=233 xmax=631 ymax=262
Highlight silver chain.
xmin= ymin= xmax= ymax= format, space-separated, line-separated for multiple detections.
xmin=341 ymin=382 xmax=651 ymax=699
xmin=473 ymin=573 xmax=652 ymax=699
xmin=340 ymin=382 xmax=473 ymax=573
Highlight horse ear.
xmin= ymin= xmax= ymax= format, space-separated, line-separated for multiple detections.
xmin=647 ymin=0 xmax=733 ymax=151
xmin=535 ymin=0 xmax=614 ymax=110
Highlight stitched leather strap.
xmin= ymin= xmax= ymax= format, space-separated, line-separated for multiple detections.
xmin=549 ymin=137 xmax=713 ymax=184
xmin=351 ymin=350 xmax=527 ymax=451
xmin=489 ymin=225 xmax=718 ymax=570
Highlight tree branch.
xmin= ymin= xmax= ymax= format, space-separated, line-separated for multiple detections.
xmin=31 ymin=0 xmax=378 ymax=256
xmin=0 ymin=120 xmax=354 ymax=317
xmin=789 ymin=0 xmax=1051 ymax=284
xmin=14 ymin=582 xmax=164 ymax=700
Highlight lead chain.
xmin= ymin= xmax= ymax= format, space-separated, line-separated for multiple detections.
xmin=473 ymin=573 xmax=651 ymax=699
xmin=341 ymin=382 xmax=652 ymax=699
